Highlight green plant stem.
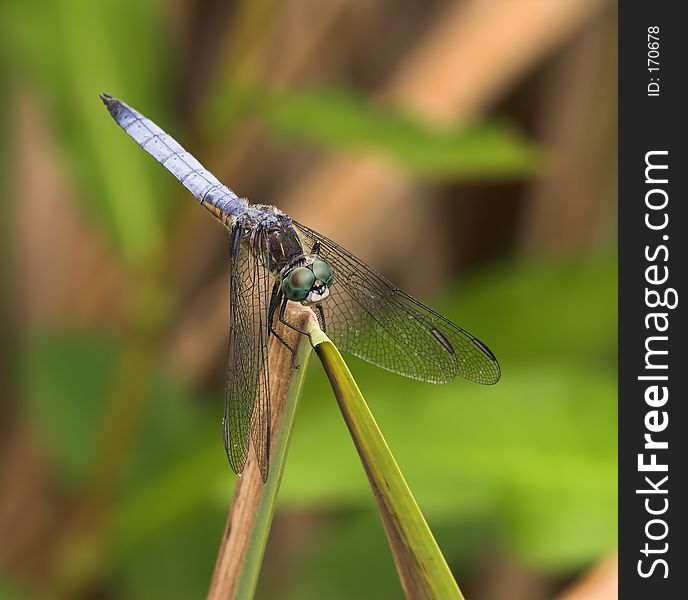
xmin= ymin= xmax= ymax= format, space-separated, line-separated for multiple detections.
xmin=313 ymin=331 xmax=464 ymax=600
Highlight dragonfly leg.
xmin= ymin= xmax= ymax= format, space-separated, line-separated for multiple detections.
xmin=267 ymin=282 xmax=281 ymax=330
xmin=268 ymin=284 xmax=300 ymax=368
xmin=270 ymin=327 xmax=300 ymax=368
xmin=278 ymin=296 xmax=313 ymax=345
xmin=314 ymin=303 xmax=327 ymax=333
xmin=310 ymin=241 xmax=321 ymax=255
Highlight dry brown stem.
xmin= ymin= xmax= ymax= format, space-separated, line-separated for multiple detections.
xmin=207 ymin=304 xmax=317 ymax=600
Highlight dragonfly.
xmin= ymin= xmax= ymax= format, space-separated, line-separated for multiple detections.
xmin=100 ymin=93 xmax=500 ymax=481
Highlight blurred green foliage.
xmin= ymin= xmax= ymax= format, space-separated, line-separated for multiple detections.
xmin=21 ymin=257 xmax=616 ymax=598
xmin=261 ymin=88 xmax=541 ymax=178
xmin=2 ymin=0 xmax=615 ymax=597
xmin=204 ymin=86 xmax=540 ymax=179
xmin=24 ymin=330 xmax=118 ymax=483
xmin=2 ymin=0 xmax=172 ymax=264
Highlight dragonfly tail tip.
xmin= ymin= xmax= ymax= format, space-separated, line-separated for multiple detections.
xmin=99 ymin=93 xmax=122 ymax=117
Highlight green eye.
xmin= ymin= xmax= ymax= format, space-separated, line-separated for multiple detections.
xmin=313 ymin=260 xmax=334 ymax=287
xmin=283 ymin=267 xmax=315 ymax=301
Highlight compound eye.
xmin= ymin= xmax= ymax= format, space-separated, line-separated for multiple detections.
xmin=313 ymin=259 xmax=334 ymax=287
xmin=283 ymin=267 xmax=315 ymax=301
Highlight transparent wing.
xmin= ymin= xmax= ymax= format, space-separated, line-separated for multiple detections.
xmin=293 ymin=222 xmax=500 ymax=385
xmin=100 ymin=93 xmax=244 ymax=215
xmin=223 ymin=228 xmax=271 ymax=481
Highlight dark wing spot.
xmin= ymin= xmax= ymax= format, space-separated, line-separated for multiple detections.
xmin=471 ymin=337 xmax=497 ymax=361
xmin=431 ymin=327 xmax=455 ymax=354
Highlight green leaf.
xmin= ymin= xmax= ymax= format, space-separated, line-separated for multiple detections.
xmin=444 ymin=255 xmax=618 ymax=365
xmin=22 ymin=328 xmax=209 ymax=488
xmin=259 ymin=513 xmax=488 ymax=600
xmin=261 ymin=88 xmax=541 ymax=178
xmin=113 ymin=506 xmax=226 ymax=600
xmin=260 ymin=511 xmax=402 ymax=600
xmin=200 ymin=85 xmax=540 ymax=179
xmin=23 ymin=329 xmax=118 ymax=482
xmin=113 ymin=435 xmax=229 ymax=556
xmin=313 ymin=327 xmax=464 ymax=599
xmin=0 ymin=577 xmax=32 ymax=600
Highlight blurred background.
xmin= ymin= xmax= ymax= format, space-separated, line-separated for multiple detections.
xmin=0 ymin=0 xmax=617 ymax=599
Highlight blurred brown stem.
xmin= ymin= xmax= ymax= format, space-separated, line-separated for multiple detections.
xmin=207 ymin=304 xmax=317 ymax=600
xmin=554 ymin=552 xmax=618 ymax=600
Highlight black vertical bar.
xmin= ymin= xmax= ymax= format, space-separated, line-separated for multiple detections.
xmin=619 ymin=2 xmax=687 ymax=597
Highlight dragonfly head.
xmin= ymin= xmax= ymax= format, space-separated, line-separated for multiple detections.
xmin=282 ymin=257 xmax=334 ymax=305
